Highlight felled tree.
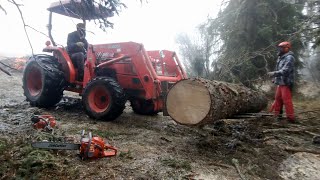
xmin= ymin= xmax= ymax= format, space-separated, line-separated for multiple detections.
xmin=166 ymin=78 xmax=268 ymax=126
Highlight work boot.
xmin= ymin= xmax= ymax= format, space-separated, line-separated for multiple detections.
xmin=277 ymin=109 xmax=284 ymax=120
xmin=287 ymin=117 xmax=300 ymax=124
xmin=277 ymin=115 xmax=284 ymax=121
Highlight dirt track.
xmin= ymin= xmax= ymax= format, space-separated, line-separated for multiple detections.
xmin=1 ymin=61 xmax=320 ymax=179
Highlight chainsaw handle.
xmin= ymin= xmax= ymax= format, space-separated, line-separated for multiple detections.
xmin=105 ymin=144 xmax=117 ymax=151
xmin=81 ymin=130 xmax=85 ymax=138
xmin=105 ymin=144 xmax=117 ymax=156
xmin=88 ymin=132 xmax=92 ymax=141
xmin=86 ymin=132 xmax=93 ymax=158
xmin=31 ymin=116 xmax=41 ymax=123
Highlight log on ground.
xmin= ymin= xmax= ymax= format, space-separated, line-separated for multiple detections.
xmin=166 ymin=78 xmax=268 ymax=126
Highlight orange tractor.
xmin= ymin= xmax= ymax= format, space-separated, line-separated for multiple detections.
xmin=22 ymin=1 xmax=187 ymax=121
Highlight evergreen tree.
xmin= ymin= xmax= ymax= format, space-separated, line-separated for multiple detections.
xmin=212 ymin=0 xmax=306 ymax=87
xmin=178 ymin=0 xmax=310 ymax=88
xmin=303 ymin=0 xmax=320 ymax=82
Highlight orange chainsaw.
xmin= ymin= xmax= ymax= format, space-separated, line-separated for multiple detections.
xmin=31 ymin=130 xmax=117 ymax=159
xmin=31 ymin=115 xmax=57 ymax=131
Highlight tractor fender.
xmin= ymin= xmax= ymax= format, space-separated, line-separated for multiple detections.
xmin=43 ymin=46 xmax=76 ymax=83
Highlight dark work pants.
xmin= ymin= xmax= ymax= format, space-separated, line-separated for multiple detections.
xmin=71 ymin=52 xmax=85 ymax=80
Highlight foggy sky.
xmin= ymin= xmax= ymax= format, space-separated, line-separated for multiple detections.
xmin=0 ymin=0 xmax=221 ymax=57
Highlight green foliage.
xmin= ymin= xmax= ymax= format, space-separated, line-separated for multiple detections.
xmin=70 ymin=0 xmax=126 ymax=30
xmin=161 ymin=158 xmax=191 ymax=171
xmin=91 ymin=129 xmax=118 ymax=138
xmin=177 ymin=0 xmax=311 ymax=87
xmin=0 ymin=139 xmax=7 ymax=154
xmin=300 ymin=1 xmax=320 ymax=82
xmin=211 ymin=0 xmax=305 ymax=87
xmin=17 ymin=150 xmax=59 ymax=179
xmin=0 ymin=136 xmax=81 ymax=179
xmin=119 ymin=150 xmax=134 ymax=159
xmin=0 ymin=139 xmax=12 ymax=177
xmin=1 ymin=0 xmax=127 ymax=31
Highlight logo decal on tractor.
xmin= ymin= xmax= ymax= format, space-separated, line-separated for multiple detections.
xmin=108 ymin=44 xmax=121 ymax=49
xmin=96 ymin=52 xmax=115 ymax=61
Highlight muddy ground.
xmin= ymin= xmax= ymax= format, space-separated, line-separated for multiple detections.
xmin=0 ymin=60 xmax=320 ymax=180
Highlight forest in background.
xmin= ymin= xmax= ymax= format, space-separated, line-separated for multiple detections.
xmin=176 ymin=0 xmax=320 ymax=88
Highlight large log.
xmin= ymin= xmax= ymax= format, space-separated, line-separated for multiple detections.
xmin=166 ymin=78 xmax=268 ymax=126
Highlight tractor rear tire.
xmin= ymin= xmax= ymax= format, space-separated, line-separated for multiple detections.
xmin=22 ymin=55 xmax=65 ymax=108
xmin=82 ymin=77 xmax=126 ymax=121
xmin=130 ymin=99 xmax=159 ymax=115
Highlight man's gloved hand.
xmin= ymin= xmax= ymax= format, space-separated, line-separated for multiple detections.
xmin=76 ymin=42 xmax=84 ymax=47
xmin=267 ymin=71 xmax=275 ymax=77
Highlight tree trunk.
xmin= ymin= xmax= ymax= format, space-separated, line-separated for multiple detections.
xmin=166 ymin=78 xmax=268 ymax=126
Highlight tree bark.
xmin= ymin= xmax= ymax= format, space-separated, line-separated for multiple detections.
xmin=166 ymin=78 xmax=268 ymax=126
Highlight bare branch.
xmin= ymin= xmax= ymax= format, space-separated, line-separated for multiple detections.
xmin=0 ymin=66 xmax=12 ymax=76
xmin=0 ymin=4 xmax=7 ymax=14
xmin=25 ymin=25 xmax=49 ymax=38
xmin=8 ymin=0 xmax=34 ymax=55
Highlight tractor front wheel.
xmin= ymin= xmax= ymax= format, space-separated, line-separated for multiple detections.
xmin=22 ymin=55 xmax=65 ymax=107
xmin=82 ymin=77 xmax=126 ymax=121
xmin=130 ymin=99 xmax=159 ymax=115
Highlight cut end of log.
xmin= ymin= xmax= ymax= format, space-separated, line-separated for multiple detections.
xmin=166 ymin=78 xmax=268 ymax=126
xmin=166 ymin=79 xmax=211 ymax=125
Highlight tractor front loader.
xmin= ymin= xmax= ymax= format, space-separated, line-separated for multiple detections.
xmin=22 ymin=0 xmax=187 ymax=121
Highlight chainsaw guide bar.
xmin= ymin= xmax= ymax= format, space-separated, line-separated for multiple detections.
xmin=31 ymin=142 xmax=81 ymax=150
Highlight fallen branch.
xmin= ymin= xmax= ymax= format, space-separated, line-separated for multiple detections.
xmin=232 ymin=158 xmax=247 ymax=180
xmin=263 ymin=127 xmax=317 ymax=133
xmin=296 ymin=109 xmax=320 ymax=114
xmin=0 ymin=61 xmax=20 ymax=71
xmin=284 ymin=147 xmax=320 ymax=155
xmin=209 ymin=162 xmax=233 ymax=169
xmin=231 ymin=113 xmax=273 ymax=118
xmin=305 ymin=131 xmax=320 ymax=137
xmin=262 ymin=136 xmax=275 ymax=142
xmin=299 ymin=116 xmax=318 ymax=121
xmin=160 ymin=137 xmax=172 ymax=143
xmin=0 ymin=66 xmax=11 ymax=76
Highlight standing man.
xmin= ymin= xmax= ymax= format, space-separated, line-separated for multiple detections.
xmin=67 ymin=23 xmax=88 ymax=81
xmin=268 ymin=41 xmax=295 ymax=122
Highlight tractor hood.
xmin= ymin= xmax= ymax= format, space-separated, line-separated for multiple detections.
xmin=48 ymin=0 xmax=114 ymax=20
